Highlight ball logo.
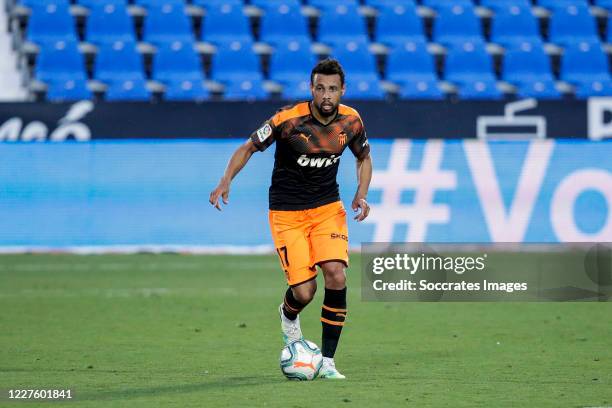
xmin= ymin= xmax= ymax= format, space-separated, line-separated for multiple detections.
xmin=297 ymin=154 xmax=340 ymax=168
xmin=293 ymin=358 xmax=315 ymax=371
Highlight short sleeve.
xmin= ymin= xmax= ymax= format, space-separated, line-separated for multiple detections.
xmin=249 ymin=119 xmax=279 ymax=152
xmin=348 ymin=119 xmax=370 ymax=160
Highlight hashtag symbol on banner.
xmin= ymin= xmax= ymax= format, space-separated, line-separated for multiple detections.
xmin=365 ymin=140 xmax=457 ymax=242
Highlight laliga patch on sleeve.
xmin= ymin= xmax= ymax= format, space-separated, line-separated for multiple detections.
xmin=257 ymin=124 xmax=272 ymax=142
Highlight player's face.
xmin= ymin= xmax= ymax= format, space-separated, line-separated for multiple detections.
xmin=311 ymin=74 xmax=345 ymax=117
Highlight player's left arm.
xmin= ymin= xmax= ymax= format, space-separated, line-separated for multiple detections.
xmin=352 ymin=152 xmax=372 ymax=222
xmin=347 ymin=115 xmax=372 ymax=221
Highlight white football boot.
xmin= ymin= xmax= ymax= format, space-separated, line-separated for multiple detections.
xmin=278 ymin=303 xmax=303 ymax=345
xmin=319 ymin=357 xmax=346 ymax=379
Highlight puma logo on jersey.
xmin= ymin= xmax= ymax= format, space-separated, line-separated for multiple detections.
xmin=297 ymin=154 xmax=340 ymax=168
xmin=298 ymin=133 xmax=311 ymax=143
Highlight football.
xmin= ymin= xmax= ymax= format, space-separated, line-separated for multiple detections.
xmin=279 ymin=339 xmax=323 ymax=381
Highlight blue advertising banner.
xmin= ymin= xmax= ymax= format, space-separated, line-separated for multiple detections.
xmin=0 ymin=139 xmax=610 ymax=249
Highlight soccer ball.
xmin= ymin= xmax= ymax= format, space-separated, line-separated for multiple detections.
xmin=279 ymin=339 xmax=323 ymax=381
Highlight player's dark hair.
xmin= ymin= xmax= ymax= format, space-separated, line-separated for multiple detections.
xmin=310 ymin=58 xmax=345 ymax=86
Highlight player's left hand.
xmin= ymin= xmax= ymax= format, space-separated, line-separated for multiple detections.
xmin=351 ymin=197 xmax=370 ymax=222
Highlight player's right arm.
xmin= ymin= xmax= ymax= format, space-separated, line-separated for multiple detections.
xmin=209 ymin=118 xmax=278 ymax=211
xmin=209 ymin=139 xmax=259 ymax=211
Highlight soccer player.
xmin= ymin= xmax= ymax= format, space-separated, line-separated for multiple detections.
xmin=209 ymin=59 xmax=372 ymax=379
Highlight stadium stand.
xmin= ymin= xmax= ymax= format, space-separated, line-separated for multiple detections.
xmin=85 ymin=3 xmax=136 ymax=45
xmin=374 ymin=3 xmax=426 ymax=47
xmin=259 ymin=3 xmax=310 ymax=45
xmin=94 ymin=40 xmax=145 ymax=83
xmin=502 ymin=42 xmax=561 ymax=98
xmin=269 ymin=39 xmax=317 ymax=85
xmin=560 ymin=41 xmax=612 ymax=97
xmin=105 ymin=78 xmax=150 ymax=101
xmin=26 ymin=2 xmax=77 ymax=46
xmin=7 ymin=0 xmax=612 ymax=101
xmin=445 ymin=42 xmax=502 ymax=99
xmin=432 ymin=4 xmax=484 ymax=47
xmin=548 ymin=4 xmax=600 ymax=45
xmin=142 ymin=3 xmax=194 ymax=44
xmin=489 ymin=4 xmax=542 ymax=48
xmin=317 ymin=4 xmax=369 ymax=46
xmin=201 ymin=3 xmax=252 ymax=44
xmin=386 ymin=41 xmax=437 ymax=85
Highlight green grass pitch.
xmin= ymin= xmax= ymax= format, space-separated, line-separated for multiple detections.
xmin=0 ymin=254 xmax=610 ymax=407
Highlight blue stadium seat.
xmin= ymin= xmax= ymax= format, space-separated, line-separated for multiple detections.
xmin=366 ymin=0 xmax=416 ymax=8
xmin=515 ymin=80 xmax=561 ymax=99
xmin=105 ymin=79 xmax=151 ymax=101
xmin=386 ymin=41 xmax=437 ymax=85
xmin=538 ymin=0 xmax=589 ymax=10
xmin=317 ymin=4 xmax=369 ymax=46
xmin=94 ymin=41 xmax=145 ymax=83
xmin=433 ymin=4 xmax=483 ymax=47
xmin=201 ymin=4 xmax=252 ymax=45
xmin=46 ymin=79 xmax=92 ymax=101
xmin=85 ymin=3 xmax=135 ymax=45
xmin=223 ymin=79 xmax=269 ymax=100
xmin=561 ymin=42 xmax=612 ymax=96
xmin=193 ymin=0 xmax=242 ymax=7
xmin=330 ymin=41 xmax=383 ymax=100
xmin=574 ymin=81 xmax=612 ymax=98
xmin=444 ymin=42 xmax=496 ymax=85
xmin=480 ymin=0 xmax=532 ymax=10
xmin=21 ymin=0 xmax=70 ymax=7
xmin=490 ymin=4 xmax=542 ymax=48
xmin=457 ymin=80 xmax=503 ymax=100
xmin=422 ymin=0 xmax=473 ymax=9
xmin=142 ymin=3 xmax=194 ymax=44
xmin=259 ymin=4 xmax=310 ymax=45
xmin=331 ymin=41 xmax=379 ymax=82
xmin=309 ymin=0 xmax=358 ymax=9
xmin=152 ymin=41 xmax=204 ymax=83
xmin=251 ymin=0 xmax=301 ymax=9
xmin=502 ymin=43 xmax=560 ymax=99
xmin=398 ymin=80 xmax=444 ymax=100
xmin=548 ymin=4 xmax=599 ymax=46
xmin=36 ymin=41 xmax=87 ymax=84
xmin=282 ymin=80 xmax=311 ymax=100
xmin=78 ymin=0 xmax=127 ymax=8
xmin=164 ymin=80 xmax=210 ymax=101
xmin=134 ymin=0 xmax=184 ymax=7
xmin=211 ymin=40 xmax=263 ymax=83
xmin=374 ymin=4 xmax=427 ymax=47
xmin=27 ymin=2 xmax=78 ymax=46
xmin=269 ymin=39 xmax=316 ymax=85
xmin=344 ymin=79 xmax=386 ymax=100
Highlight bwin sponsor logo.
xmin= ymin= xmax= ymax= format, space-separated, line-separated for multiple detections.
xmin=297 ymin=154 xmax=340 ymax=168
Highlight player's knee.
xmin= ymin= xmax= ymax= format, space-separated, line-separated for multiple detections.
xmin=322 ymin=262 xmax=346 ymax=288
xmin=292 ymin=280 xmax=316 ymax=305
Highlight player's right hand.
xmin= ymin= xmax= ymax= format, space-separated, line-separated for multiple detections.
xmin=209 ymin=181 xmax=230 ymax=211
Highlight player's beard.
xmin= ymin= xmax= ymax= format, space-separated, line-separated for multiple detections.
xmin=315 ymin=100 xmax=338 ymax=118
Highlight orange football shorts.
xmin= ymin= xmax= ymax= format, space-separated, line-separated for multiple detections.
xmin=268 ymin=201 xmax=349 ymax=286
